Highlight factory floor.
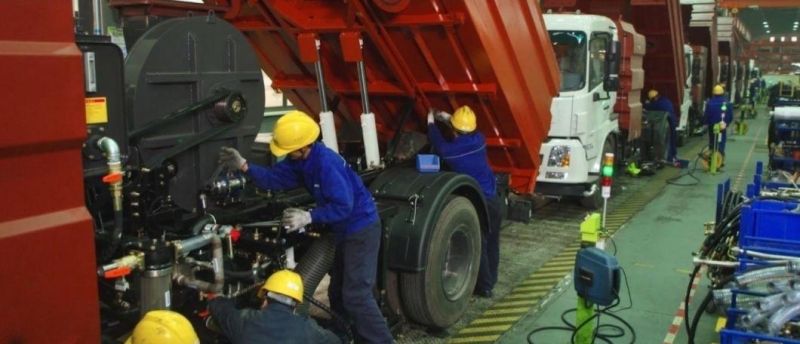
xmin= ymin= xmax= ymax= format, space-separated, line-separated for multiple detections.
xmin=495 ymin=106 xmax=770 ymax=344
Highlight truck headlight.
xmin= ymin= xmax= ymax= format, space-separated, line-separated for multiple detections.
xmin=547 ymin=146 xmax=571 ymax=167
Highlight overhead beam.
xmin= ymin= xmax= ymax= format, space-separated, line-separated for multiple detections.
xmin=718 ymin=0 xmax=800 ymax=8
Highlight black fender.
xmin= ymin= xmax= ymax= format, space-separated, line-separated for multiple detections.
xmin=369 ymin=167 xmax=487 ymax=272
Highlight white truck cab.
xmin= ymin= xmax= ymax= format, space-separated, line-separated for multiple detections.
xmin=537 ymin=14 xmax=620 ymax=208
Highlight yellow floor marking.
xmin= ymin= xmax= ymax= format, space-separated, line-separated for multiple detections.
xmin=469 ymin=316 xmax=527 ymax=325
xmin=456 ymin=324 xmax=512 ymax=334
xmin=448 ymin=334 xmax=499 ymax=343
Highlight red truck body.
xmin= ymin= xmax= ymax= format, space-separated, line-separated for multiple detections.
xmin=216 ymin=0 xmax=560 ymax=194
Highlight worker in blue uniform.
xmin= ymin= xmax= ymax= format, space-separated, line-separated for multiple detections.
xmin=644 ymin=89 xmax=680 ymax=166
xmin=428 ymin=105 xmax=502 ymax=298
xmin=704 ymin=85 xmax=734 ymax=156
xmin=208 ymin=270 xmax=341 ymax=344
xmin=219 ymin=111 xmax=393 ymax=343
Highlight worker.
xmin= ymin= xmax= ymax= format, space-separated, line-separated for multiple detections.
xmin=207 ymin=269 xmax=341 ymax=344
xmin=428 ymin=105 xmax=502 ymax=298
xmin=218 ymin=111 xmax=393 ymax=343
xmin=125 ymin=310 xmax=199 ymax=344
xmin=644 ymin=89 xmax=680 ymax=167
xmin=704 ymin=85 xmax=734 ymax=157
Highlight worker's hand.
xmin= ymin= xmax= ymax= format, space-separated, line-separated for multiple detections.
xmin=427 ymin=109 xmax=435 ymax=124
xmin=434 ymin=110 xmax=452 ymax=122
xmin=219 ymin=147 xmax=247 ymax=171
xmin=719 ymin=121 xmax=727 ymax=130
xmin=282 ymin=208 xmax=312 ymax=232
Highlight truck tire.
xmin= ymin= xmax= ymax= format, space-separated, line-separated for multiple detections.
xmin=581 ymin=136 xmax=615 ymax=209
xmin=400 ymin=196 xmax=481 ymax=328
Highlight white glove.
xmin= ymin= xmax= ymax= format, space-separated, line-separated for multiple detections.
xmin=427 ymin=109 xmax=435 ymax=124
xmin=719 ymin=121 xmax=726 ymax=130
xmin=219 ymin=147 xmax=247 ymax=171
xmin=434 ymin=110 xmax=452 ymax=122
xmin=282 ymin=208 xmax=312 ymax=232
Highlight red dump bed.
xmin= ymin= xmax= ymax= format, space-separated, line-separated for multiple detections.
xmin=219 ymin=0 xmax=559 ymax=194
xmin=543 ymin=0 xmax=687 ymax=118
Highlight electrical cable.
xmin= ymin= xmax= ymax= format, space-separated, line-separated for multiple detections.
xmin=526 ymin=300 xmax=636 ymax=344
xmin=666 ymin=154 xmax=703 ymax=186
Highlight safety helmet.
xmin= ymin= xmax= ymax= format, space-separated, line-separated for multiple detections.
xmin=647 ymin=89 xmax=658 ymax=100
xmin=450 ymin=105 xmax=477 ymax=133
xmin=124 ymin=310 xmax=199 ymax=344
xmin=257 ymin=269 xmax=304 ymax=303
xmin=270 ymin=110 xmax=320 ymax=157
xmin=713 ymin=84 xmax=725 ymax=95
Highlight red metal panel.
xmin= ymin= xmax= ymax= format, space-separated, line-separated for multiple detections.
xmin=218 ymin=0 xmax=558 ymax=194
xmin=0 ymin=2 xmax=99 ymax=343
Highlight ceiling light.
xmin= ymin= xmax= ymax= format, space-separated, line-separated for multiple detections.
xmin=763 ymin=21 xmax=768 ymax=24
xmin=767 ymin=30 xmax=771 ymax=34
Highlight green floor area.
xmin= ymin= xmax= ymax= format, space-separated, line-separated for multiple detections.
xmin=499 ymin=108 xmax=771 ymax=344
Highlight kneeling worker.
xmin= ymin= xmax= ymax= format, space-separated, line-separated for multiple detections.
xmin=208 ymin=269 xmax=341 ymax=343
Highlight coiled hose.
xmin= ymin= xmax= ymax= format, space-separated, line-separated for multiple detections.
xmin=295 ymin=235 xmax=336 ymax=303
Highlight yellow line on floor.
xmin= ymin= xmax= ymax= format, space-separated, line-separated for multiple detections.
xmin=491 ymin=298 xmax=539 ymax=308
xmin=470 ymin=316 xmax=526 ymax=325
xmin=448 ymin=334 xmax=499 ymax=343
xmin=516 ymin=278 xmax=563 ymax=288
xmin=456 ymin=324 xmax=512 ymax=334
xmin=512 ymin=284 xmax=559 ymax=293
xmin=482 ymin=307 xmax=532 ymax=316
xmin=536 ymin=265 xmax=574 ymax=273
xmin=502 ymin=291 xmax=547 ymax=301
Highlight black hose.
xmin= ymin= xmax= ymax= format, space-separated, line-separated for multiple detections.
xmin=689 ymin=290 xmax=714 ymax=343
xmin=99 ymin=209 xmax=125 ymax=262
xmin=305 ymin=295 xmax=353 ymax=342
xmin=295 ymin=235 xmax=336 ymax=303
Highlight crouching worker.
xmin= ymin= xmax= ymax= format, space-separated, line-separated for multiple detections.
xmin=208 ymin=269 xmax=341 ymax=344
xmin=125 ymin=310 xmax=199 ymax=344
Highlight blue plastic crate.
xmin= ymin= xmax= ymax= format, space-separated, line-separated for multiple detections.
xmin=416 ymin=154 xmax=440 ymax=173
xmin=721 ymin=329 xmax=800 ymax=344
xmin=739 ymin=199 xmax=800 ymax=256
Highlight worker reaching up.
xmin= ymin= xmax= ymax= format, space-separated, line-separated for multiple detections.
xmin=644 ymin=89 xmax=681 ymax=167
xmin=207 ymin=269 xmax=341 ymax=343
xmin=125 ymin=310 xmax=199 ymax=344
xmin=219 ymin=111 xmax=393 ymax=343
xmin=704 ymin=85 xmax=734 ymax=157
xmin=428 ymin=105 xmax=502 ymax=298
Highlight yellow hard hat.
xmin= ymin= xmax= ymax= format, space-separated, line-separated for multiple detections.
xmin=258 ymin=269 xmax=304 ymax=303
xmin=269 ymin=110 xmax=320 ymax=157
xmin=450 ymin=105 xmax=477 ymax=132
xmin=713 ymin=84 xmax=724 ymax=95
xmin=124 ymin=310 xmax=199 ymax=344
xmin=647 ymin=89 xmax=658 ymax=100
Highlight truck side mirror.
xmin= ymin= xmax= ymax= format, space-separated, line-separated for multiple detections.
xmin=604 ymin=41 xmax=620 ymax=92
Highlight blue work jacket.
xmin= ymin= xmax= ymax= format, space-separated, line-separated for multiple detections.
xmin=247 ymin=142 xmax=379 ymax=238
xmin=644 ymin=96 xmax=677 ymax=125
xmin=704 ymin=95 xmax=734 ymax=125
xmin=209 ymin=298 xmax=341 ymax=344
xmin=428 ymin=123 xmax=496 ymax=198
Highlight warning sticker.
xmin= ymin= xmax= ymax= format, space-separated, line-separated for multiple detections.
xmin=85 ymin=97 xmax=108 ymax=124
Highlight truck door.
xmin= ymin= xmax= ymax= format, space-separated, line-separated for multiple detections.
xmin=586 ymin=32 xmax=613 ymax=161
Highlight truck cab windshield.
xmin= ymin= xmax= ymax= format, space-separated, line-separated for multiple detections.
xmin=549 ymin=31 xmax=587 ymax=92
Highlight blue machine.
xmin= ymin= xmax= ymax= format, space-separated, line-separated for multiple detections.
xmin=574 ymin=247 xmax=621 ymax=306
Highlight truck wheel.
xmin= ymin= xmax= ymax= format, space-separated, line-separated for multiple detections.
xmin=581 ymin=136 xmax=615 ymax=209
xmin=400 ymin=196 xmax=481 ymax=328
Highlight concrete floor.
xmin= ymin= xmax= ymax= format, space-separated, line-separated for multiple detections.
xmin=499 ymin=107 xmax=770 ymax=344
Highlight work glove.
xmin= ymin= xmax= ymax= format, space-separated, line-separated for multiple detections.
xmin=427 ymin=109 xmax=435 ymax=124
xmin=282 ymin=208 xmax=312 ymax=232
xmin=719 ymin=121 xmax=727 ymax=131
xmin=219 ymin=147 xmax=247 ymax=171
xmin=434 ymin=110 xmax=452 ymax=122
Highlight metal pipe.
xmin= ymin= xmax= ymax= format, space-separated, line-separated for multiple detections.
xmin=768 ymin=301 xmax=800 ymax=335
xmin=174 ymin=234 xmax=224 ymax=293
xmin=692 ymin=257 xmax=740 ymax=267
xmin=314 ymin=39 xmax=339 ymax=152
xmin=734 ymin=247 xmax=800 ymax=261
xmin=98 ymin=137 xmax=124 ymax=261
xmin=354 ymin=39 xmax=380 ymax=168
xmin=174 ymin=233 xmax=214 ymax=257
xmin=736 ymin=264 xmax=799 ymax=287
xmin=92 ymin=0 xmax=102 ymax=35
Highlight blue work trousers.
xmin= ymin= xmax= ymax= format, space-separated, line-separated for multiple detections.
xmin=328 ymin=221 xmax=392 ymax=344
xmin=475 ymin=196 xmax=502 ymax=293
xmin=708 ymin=129 xmax=728 ymax=155
xmin=667 ymin=115 xmax=678 ymax=162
